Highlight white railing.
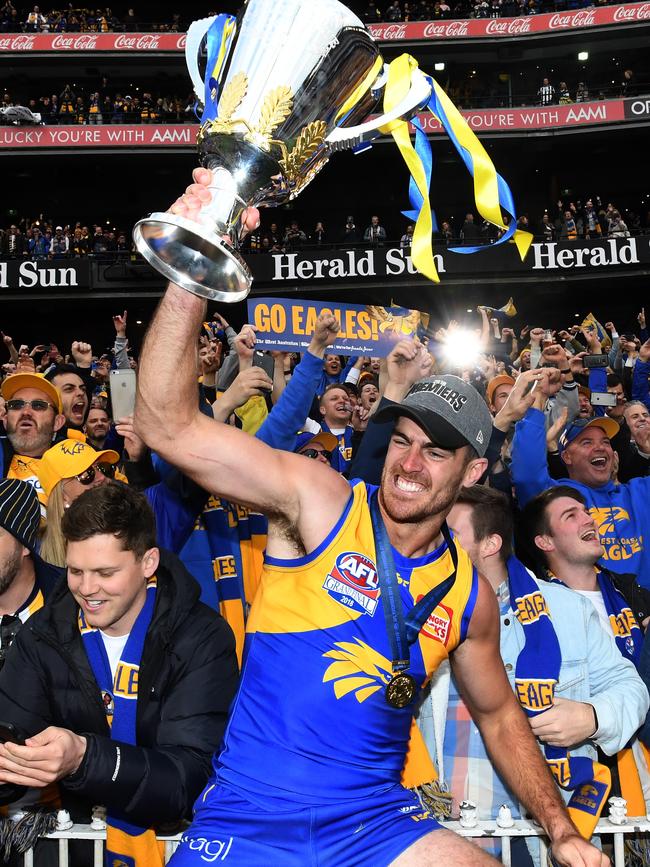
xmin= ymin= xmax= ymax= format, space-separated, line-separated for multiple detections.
xmin=20 ymin=825 xmax=181 ymax=866
xmin=447 ymin=816 xmax=650 ymax=866
xmin=16 ymin=816 xmax=650 ymax=865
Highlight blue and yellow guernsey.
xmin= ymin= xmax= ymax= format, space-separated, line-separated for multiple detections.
xmin=212 ymin=480 xmax=478 ymax=807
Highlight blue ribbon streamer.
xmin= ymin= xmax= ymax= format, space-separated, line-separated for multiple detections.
xmin=201 ymin=14 xmax=236 ymax=125
xmin=401 ymin=113 xmax=438 ymax=234
xmin=425 ymin=84 xmax=519 ymax=254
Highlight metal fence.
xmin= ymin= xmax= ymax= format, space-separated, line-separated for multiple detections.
xmin=15 ymin=815 xmax=650 ymax=866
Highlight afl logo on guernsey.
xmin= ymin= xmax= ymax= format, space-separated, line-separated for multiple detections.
xmin=323 ymin=552 xmax=379 ymax=616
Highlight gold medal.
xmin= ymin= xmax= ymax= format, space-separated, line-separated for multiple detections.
xmin=385 ymin=672 xmax=417 ymax=709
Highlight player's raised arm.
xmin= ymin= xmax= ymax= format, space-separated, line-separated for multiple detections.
xmin=135 ymin=169 xmax=350 ymax=547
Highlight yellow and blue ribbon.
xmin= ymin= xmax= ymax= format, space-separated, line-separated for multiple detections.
xmin=380 ymin=53 xmax=533 ymax=282
xmin=427 ymin=78 xmax=532 ymax=260
xmin=378 ymin=54 xmax=440 ymax=282
xmin=201 ymin=14 xmax=237 ymax=124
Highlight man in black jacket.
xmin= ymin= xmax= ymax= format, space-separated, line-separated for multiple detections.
xmin=0 ymin=483 xmax=238 ymax=832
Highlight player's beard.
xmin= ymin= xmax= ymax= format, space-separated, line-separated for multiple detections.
xmin=379 ymin=460 xmax=466 ymax=526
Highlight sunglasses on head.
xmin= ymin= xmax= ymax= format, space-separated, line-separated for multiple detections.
xmin=6 ymin=399 xmax=55 ymax=412
xmin=300 ymin=448 xmax=332 ymax=461
xmin=72 ymin=463 xmax=115 ymax=485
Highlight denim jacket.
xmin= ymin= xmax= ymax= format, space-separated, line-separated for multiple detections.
xmin=419 ymin=573 xmax=649 ymax=823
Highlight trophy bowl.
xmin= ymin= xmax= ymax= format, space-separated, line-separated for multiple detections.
xmin=133 ymin=0 xmax=431 ymax=302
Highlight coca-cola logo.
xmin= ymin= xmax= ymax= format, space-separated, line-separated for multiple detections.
xmin=372 ymin=23 xmax=407 ymax=39
xmin=423 ymin=20 xmax=468 ymax=36
xmin=114 ymin=33 xmax=161 ymax=49
xmin=485 ymin=16 xmax=532 ymax=33
xmin=0 ymin=34 xmax=36 ymax=50
xmin=175 ymin=34 xmax=186 ymax=49
xmin=613 ymin=2 xmax=650 ymax=20
xmin=443 ymin=20 xmax=469 ymax=35
xmin=52 ymin=34 xmax=97 ymax=49
xmin=549 ymin=8 xmax=596 ymax=27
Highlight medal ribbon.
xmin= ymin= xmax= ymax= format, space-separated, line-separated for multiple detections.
xmin=508 ymin=556 xmax=611 ymax=838
xmin=369 ymin=492 xmax=458 ymax=687
xmin=79 ymin=577 xmax=164 ymax=867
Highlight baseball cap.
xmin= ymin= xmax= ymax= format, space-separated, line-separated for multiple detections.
xmin=38 ymin=438 xmax=119 ymax=496
xmin=294 ymin=431 xmax=339 ymax=454
xmin=486 ymin=374 xmax=515 ymax=407
xmin=374 ymin=374 xmax=492 ymax=458
xmin=558 ymin=416 xmax=619 ymax=453
xmin=1 ymin=373 xmax=62 ymax=414
xmin=0 ymin=478 xmax=41 ymax=552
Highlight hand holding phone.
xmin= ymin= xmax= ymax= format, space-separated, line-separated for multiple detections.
xmin=0 ymin=722 xmax=24 ymax=745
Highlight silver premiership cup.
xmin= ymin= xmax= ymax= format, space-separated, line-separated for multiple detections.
xmin=132 ymin=0 xmax=432 ymax=302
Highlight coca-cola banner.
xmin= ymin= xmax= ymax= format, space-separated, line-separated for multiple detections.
xmin=0 ymin=100 xmax=638 ymax=149
xmin=368 ymin=1 xmax=650 ymax=40
xmin=0 ymin=32 xmax=186 ymax=52
xmin=0 ymin=3 xmax=647 ymax=52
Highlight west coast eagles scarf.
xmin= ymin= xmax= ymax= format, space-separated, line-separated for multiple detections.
xmin=508 ymin=556 xmax=611 ymax=838
xmin=79 ymin=577 xmax=164 ymax=867
xmin=549 ymin=568 xmax=649 ymax=817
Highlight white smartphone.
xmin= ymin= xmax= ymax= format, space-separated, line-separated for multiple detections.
xmin=109 ymin=369 xmax=137 ymax=421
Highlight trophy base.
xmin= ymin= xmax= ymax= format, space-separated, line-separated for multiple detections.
xmin=133 ymin=212 xmax=252 ymax=303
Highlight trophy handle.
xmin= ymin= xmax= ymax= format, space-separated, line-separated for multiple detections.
xmin=326 ymin=67 xmax=431 ymax=150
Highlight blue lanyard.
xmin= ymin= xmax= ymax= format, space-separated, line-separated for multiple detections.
xmin=369 ymin=491 xmax=458 ymax=675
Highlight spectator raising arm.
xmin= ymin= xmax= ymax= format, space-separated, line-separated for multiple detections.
xmin=256 ymin=312 xmax=343 ymax=451
xmin=1 ymin=333 xmax=18 ymax=365
xmin=506 ymin=369 xmax=561 ymax=506
xmin=632 ymin=338 xmax=650 ymax=412
xmin=349 ymin=340 xmax=432 ymax=485
xmin=112 ymin=309 xmax=131 ymax=370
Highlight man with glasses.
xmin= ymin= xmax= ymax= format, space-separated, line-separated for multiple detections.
xmin=294 ymin=431 xmax=338 ymax=467
xmin=1 ymin=373 xmax=65 ymax=511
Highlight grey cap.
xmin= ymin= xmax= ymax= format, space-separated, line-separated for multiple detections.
xmin=374 ymin=374 xmax=492 ymax=457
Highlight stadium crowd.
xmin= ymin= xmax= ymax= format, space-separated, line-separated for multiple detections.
xmin=0 ymin=3 xmax=184 ymax=32
xmin=1 ymin=64 xmax=644 ymax=126
xmin=359 ymin=0 xmax=628 ymax=19
xmin=0 ymin=0 xmax=635 ymax=33
xmin=1 ymin=196 xmax=649 ymax=262
xmin=0 ymin=241 xmax=650 ymax=863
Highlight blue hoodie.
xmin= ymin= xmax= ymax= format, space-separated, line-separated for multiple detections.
xmin=512 ymin=407 xmax=650 ymax=585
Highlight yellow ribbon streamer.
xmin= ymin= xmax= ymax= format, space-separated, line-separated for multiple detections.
xmin=211 ymin=17 xmax=236 ymax=84
xmin=429 ymin=79 xmax=533 ymax=261
xmin=379 ymin=54 xmax=439 ymax=283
